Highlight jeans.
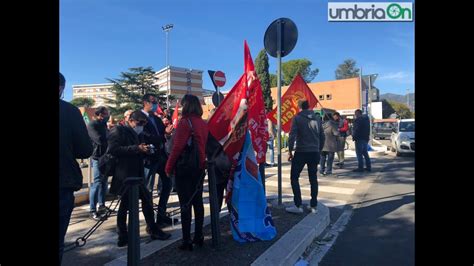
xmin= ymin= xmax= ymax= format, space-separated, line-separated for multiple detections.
xmin=59 ymin=188 xmax=75 ymax=265
xmin=89 ymin=159 xmax=108 ymax=212
xmin=268 ymin=139 xmax=274 ymax=164
xmin=320 ymin=151 xmax=335 ymax=174
xmin=144 ymin=163 xmax=172 ymax=218
xmin=175 ymin=169 xmax=205 ymax=242
xmin=144 ymin=163 xmax=159 ymax=193
xmin=290 ymin=152 xmax=320 ymax=208
xmin=355 ymin=140 xmax=371 ymax=170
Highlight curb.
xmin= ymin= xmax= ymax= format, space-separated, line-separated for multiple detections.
xmin=251 ymin=202 xmax=330 ymax=266
xmin=104 ymin=210 xmax=230 ymax=266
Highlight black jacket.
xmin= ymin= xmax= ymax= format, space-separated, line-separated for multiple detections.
xmin=141 ymin=111 xmax=167 ymax=164
xmin=288 ymin=110 xmax=325 ymax=153
xmin=352 ymin=115 xmax=370 ymax=142
xmin=87 ymin=119 xmax=108 ymax=159
xmin=59 ymin=100 xmax=93 ymax=190
xmin=108 ymin=125 xmax=145 ymax=196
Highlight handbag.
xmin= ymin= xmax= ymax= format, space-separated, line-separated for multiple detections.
xmin=98 ymin=126 xmax=122 ymax=176
xmin=176 ymin=118 xmax=200 ymax=173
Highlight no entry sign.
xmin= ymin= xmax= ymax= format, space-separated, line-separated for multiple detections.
xmin=213 ymin=71 xmax=226 ymax=87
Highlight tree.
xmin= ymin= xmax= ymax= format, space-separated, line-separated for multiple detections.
xmin=105 ymin=67 xmax=168 ymax=117
xmin=335 ymin=59 xmax=360 ymax=80
xmin=270 ymin=73 xmax=277 ymax=88
xmin=387 ymin=100 xmax=413 ymax=119
xmin=70 ymin=97 xmax=95 ymax=108
xmin=254 ymin=49 xmax=273 ymax=111
xmin=281 ymin=59 xmax=319 ymax=85
xmin=381 ymin=99 xmax=396 ymax=118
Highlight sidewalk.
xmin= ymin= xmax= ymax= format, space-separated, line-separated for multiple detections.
xmin=62 ymin=146 xmax=387 ymax=265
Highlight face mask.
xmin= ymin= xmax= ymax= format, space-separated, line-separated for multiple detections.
xmin=133 ymin=126 xmax=144 ymax=135
xmin=151 ymin=103 xmax=158 ymax=113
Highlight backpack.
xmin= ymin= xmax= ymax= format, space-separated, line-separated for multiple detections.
xmin=176 ymin=119 xmax=200 ymax=174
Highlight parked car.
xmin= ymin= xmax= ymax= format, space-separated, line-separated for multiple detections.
xmin=390 ymin=119 xmax=415 ymax=156
xmin=373 ymin=119 xmax=397 ymax=140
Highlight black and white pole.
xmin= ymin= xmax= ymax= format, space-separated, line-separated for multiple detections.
xmin=276 ymin=19 xmax=283 ymax=206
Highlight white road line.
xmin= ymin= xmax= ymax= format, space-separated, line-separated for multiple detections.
xmin=266 ymin=193 xmax=347 ymax=209
xmin=308 ymin=209 xmax=354 ymax=265
xmin=265 ymin=180 xmax=355 ymax=195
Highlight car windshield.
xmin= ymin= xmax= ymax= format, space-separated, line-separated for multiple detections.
xmin=399 ymin=121 xmax=415 ymax=132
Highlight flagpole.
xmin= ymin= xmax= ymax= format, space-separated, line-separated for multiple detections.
xmin=276 ymin=19 xmax=283 ymax=206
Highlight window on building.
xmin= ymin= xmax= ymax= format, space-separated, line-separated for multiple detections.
xmin=319 ymin=95 xmax=324 ymax=101
xmin=326 ymin=94 xmax=332 ymax=100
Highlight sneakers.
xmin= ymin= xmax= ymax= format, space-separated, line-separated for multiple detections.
xmin=285 ymin=205 xmax=303 ymax=214
xmin=89 ymin=211 xmax=103 ymax=221
xmin=352 ymin=168 xmax=364 ymax=172
xmin=364 ymin=168 xmax=372 ymax=172
xmin=307 ymin=205 xmax=318 ymax=214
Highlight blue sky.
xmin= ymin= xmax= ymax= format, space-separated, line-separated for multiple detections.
xmin=60 ymin=0 xmax=414 ymax=101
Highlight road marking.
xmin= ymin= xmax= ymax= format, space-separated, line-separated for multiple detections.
xmin=266 ymin=193 xmax=347 ymax=209
xmin=265 ymin=180 xmax=356 ymax=195
xmin=308 ymin=209 xmax=353 ymax=265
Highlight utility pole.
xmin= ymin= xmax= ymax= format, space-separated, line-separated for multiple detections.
xmin=162 ymin=24 xmax=173 ymax=109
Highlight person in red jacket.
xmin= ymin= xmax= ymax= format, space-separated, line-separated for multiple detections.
xmin=165 ymin=94 xmax=209 ymax=251
xmin=333 ymin=112 xmax=349 ymax=168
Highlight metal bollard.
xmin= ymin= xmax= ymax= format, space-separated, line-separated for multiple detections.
xmin=124 ymin=177 xmax=143 ymax=266
xmin=207 ymin=158 xmax=221 ymax=249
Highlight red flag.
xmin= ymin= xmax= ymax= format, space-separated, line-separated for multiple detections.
xmin=154 ymin=103 xmax=164 ymax=116
xmin=208 ymin=74 xmax=248 ymax=162
xmin=171 ymin=100 xmax=179 ymax=128
xmin=267 ymin=74 xmax=319 ymax=133
xmin=244 ymin=41 xmax=268 ymax=164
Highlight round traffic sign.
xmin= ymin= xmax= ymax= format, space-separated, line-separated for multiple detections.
xmin=264 ymin=18 xmax=298 ymax=58
xmin=212 ymin=92 xmax=225 ymax=107
xmin=213 ymin=71 xmax=226 ymax=87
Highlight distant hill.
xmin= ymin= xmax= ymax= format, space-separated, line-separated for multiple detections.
xmin=380 ymin=92 xmax=415 ymax=111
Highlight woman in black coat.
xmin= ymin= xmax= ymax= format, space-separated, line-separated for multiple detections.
xmin=108 ymin=111 xmax=171 ymax=247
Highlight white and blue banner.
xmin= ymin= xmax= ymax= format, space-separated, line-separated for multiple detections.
xmin=229 ymin=132 xmax=277 ymax=243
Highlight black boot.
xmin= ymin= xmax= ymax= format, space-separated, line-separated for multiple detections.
xmin=149 ymin=226 xmax=171 ymax=240
xmin=178 ymin=240 xmax=193 ymax=251
xmin=192 ymin=236 xmax=204 ymax=247
xmin=117 ymin=233 xmax=128 ymax=247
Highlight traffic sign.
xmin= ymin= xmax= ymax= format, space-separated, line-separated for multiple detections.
xmin=213 ymin=71 xmax=226 ymax=87
xmin=212 ymin=92 xmax=225 ymax=107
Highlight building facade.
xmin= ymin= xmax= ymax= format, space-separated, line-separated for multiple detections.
xmin=270 ymin=77 xmax=364 ymax=118
xmin=72 ymin=66 xmax=205 ymax=108
xmin=72 ymin=83 xmax=114 ymax=108
xmin=155 ymin=66 xmax=204 ymax=103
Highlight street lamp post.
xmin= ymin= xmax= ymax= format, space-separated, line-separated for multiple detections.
xmin=162 ymin=24 xmax=173 ymax=109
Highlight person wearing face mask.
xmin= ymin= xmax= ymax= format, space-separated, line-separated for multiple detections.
xmin=108 ymin=111 xmax=171 ymax=247
xmin=87 ymin=106 xmax=110 ymax=220
xmin=59 ymin=72 xmax=93 ymax=264
xmin=140 ymin=94 xmax=176 ymax=227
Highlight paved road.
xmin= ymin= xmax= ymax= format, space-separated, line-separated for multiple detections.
xmin=317 ymin=154 xmax=415 ymax=266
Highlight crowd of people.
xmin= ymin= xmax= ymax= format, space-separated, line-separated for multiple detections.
xmin=59 ymin=72 xmax=372 ymax=264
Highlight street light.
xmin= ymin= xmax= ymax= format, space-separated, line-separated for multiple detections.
xmin=162 ymin=24 xmax=173 ymax=108
xmin=367 ymin=74 xmax=378 ymax=146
